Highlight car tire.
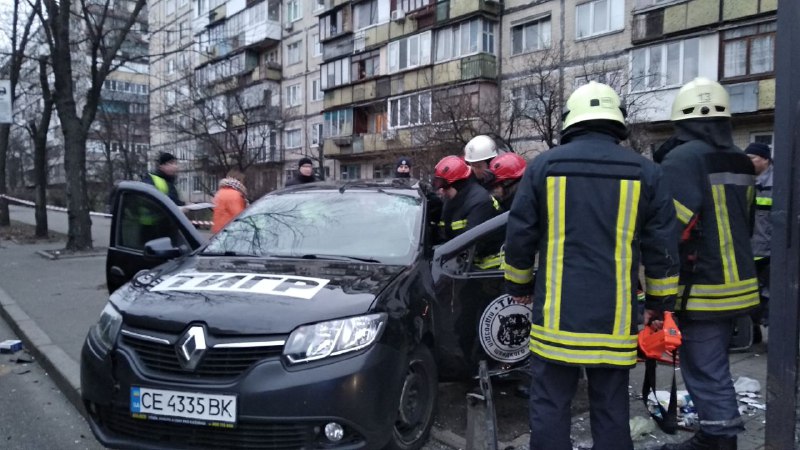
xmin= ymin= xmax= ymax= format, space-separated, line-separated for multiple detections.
xmin=385 ymin=345 xmax=438 ymax=450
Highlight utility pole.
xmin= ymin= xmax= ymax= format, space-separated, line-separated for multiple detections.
xmin=765 ymin=0 xmax=800 ymax=448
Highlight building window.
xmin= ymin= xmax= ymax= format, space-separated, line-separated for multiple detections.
xmin=166 ymin=0 xmax=176 ymax=16
xmin=312 ymin=33 xmax=322 ymax=56
xmin=354 ymin=0 xmax=379 ymax=30
xmin=286 ymin=0 xmax=301 ymax=22
xmin=167 ymin=59 xmax=176 ymax=74
xmin=373 ymin=164 xmax=393 ymax=179
xmin=286 ymin=41 xmax=301 ymax=65
xmin=388 ymin=31 xmax=431 ymax=73
xmin=388 ymin=91 xmax=431 ymax=129
xmin=321 ymin=57 xmax=351 ymax=89
xmin=750 ymin=131 xmax=773 ymax=148
xmin=286 ymin=84 xmax=302 ymax=106
xmin=399 ymin=0 xmax=430 ymax=13
xmin=324 ymin=109 xmax=353 ymax=137
xmin=576 ymin=0 xmax=624 ymax=39
xmin=341 ymin=164 xmax=361 ymax=180
xmin=311 ymin=78 xmax=323 ymax=101
xmin=193 ymin=175 xmax=202 ymax=192
xmin=512 ymin=16 xmax=551 ymax=55
xmin=320 ymin=8 xmax=345 ymax=40
xmin=311 ymin=123 xmax=323 ymax=147
xmin=722 ymin=22 xmax=776 ymax=79
xmin=352 ymin=50 xmax=380 ymax=81
xmin=285 ymin=129 xmax=301 ymax=148
xmin=435 ymin=19 xmax=493 ymax=62
xmin=631 ymin=38 xmax=698 ymax=91
xmin=314 ymin=0 xmax=325 ymax=12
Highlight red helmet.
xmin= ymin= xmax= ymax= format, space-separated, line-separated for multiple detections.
xmin=490 ymin=153 xmax=526 ymax=184
xmin=433 ymin=155 xmax=471 ymax=188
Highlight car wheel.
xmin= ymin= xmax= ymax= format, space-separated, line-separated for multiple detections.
xmin=385 ymin=345 xmax=438 ymax=450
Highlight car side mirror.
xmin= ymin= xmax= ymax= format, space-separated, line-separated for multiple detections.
xmin=144 ymin=237 xmax=184 ymax=260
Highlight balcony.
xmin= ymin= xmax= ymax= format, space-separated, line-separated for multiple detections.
xmin=446 ymin=0 xmax=500 ymax=22
xmin=460 ymin=53 xmax=496 ymax=81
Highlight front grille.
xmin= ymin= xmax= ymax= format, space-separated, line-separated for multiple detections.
xmin=121 ymin=335 xmax=283 ymax=379
xmin=100 ymin=406 xmax=315 ymax=449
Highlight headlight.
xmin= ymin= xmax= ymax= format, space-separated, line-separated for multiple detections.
xmin=89 ymin=303 xmax=123 ymax=356
xmin=283 ymin=313 xmax=387 ymax=364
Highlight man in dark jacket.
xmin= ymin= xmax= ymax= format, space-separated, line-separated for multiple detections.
xmin=432 ymin=155 xmax=500 ymax=243
xmin=395 ymin=157 xmax=412 ymax=178
xmin=745 ymin=142 xmax=773 ymax=338
xmin=285 ymin=157 xmax=319 ymax=186
xmin=658 ymin=77 xmax=759 ymax=450
xmin=504 ymin=82 xmax=680 ymax=450
xmin=143 ymin=152 xmax=184 ymax=206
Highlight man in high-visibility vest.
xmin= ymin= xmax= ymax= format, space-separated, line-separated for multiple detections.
xmin=143 ymin=152 xmax=185 ymax=206
xmin=745 ymin=142 xmax=772 ymax=343
xmin=658 ymin=78 xmax=759 ymax=450
xmin=504 ymin=82 xmax=680 ymax=450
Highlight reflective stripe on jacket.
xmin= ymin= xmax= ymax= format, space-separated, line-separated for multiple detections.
xmin=504 ymin=132 xmax=680 ymax=368
xmin=660 ymin=138 xmax=759 ymax=319
xmin=149 ymin=174 xmax=169 ymax=195
xmin=438 ymin=179 xmax=500 ymax=241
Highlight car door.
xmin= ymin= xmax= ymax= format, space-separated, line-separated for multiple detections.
xmin=431 ymin=213 xmax=511 ymax=379
xmin=106 ymin=181 xmax=206 ymax=293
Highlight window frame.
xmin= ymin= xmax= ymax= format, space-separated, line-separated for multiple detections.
xmin=388 ymin=91 xmax=432 ymax=129
xmin=575 ymin=0 xmax=624 ymax=40
xmin=286 ymin=40 xmax=302 ymax=65
xmin=720 ymin=22 xmax=776 ymax=81
xmin=286 ymin=83 xmax=302 ymax=107
xmin=286 ymin=0 xmax=302 ymax=23
xmin=435 ymin=19 xmax=495 ymax=63
xmin=388 ymin=31 xmax=432 ymax=74
xmin=511 ymin=15 xmax=552 ymax=55
xmin=285 ymin=128 xmax=302 ymax=149
xmin=311 ymin=123 xmax=324 ymax=147
xmin=630 ymin=38 xmax=699 ymax=92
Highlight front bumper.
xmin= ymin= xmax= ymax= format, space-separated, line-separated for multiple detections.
xmin=81 ymin=337 xmax=406 ymax=449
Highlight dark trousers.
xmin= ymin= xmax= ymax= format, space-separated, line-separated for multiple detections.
xmin=753 ymin=258 xmax=770 ymax=325
xmin=679 ymin=318 xmax=744 ymax=437
xmin=528 ymin=356 xmax=633 ymax=450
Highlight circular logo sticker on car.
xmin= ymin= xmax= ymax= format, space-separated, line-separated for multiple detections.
xmin=479 ymin=295 xmax=532 ymax=363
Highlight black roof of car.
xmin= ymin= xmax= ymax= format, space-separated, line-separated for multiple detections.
xmin=276 ymin=179 xmax=423 ymax=196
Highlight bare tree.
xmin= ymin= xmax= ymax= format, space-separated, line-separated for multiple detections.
xmin=159 ymin=63 xmax=282 ymax=197
xmin=37 ymin=0 xmax=147 ymax=250
xmin=0 ymin=0 xmax=37 ymax=226
xmin=92 ymin=99 xmax=148 ymax=191
xmin=23 ymin=56 xmax=54 ymax=237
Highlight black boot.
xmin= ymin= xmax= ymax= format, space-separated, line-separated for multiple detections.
xmin=661 ymin=431 xmax=737 ymax=450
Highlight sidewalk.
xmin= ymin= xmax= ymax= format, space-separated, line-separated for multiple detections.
xmin=0 ymin=231 xmax=768 ymax=449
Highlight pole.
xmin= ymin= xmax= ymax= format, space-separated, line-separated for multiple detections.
xmin=765 ymin=0 xmax=800 ymax=448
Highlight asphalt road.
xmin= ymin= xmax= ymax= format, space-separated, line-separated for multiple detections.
xmin=0 ymin=316 xmax=103 ymax=450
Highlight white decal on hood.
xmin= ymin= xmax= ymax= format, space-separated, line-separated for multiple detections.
xmin=150 ymin=272 xmax=330 ymax=300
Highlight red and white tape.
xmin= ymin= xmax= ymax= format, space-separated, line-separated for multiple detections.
xmin=1 ymin=194 xmax=212 ymax=228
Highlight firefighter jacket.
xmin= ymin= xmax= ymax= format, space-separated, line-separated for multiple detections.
xmin=658 ymin=119 xmax=759 ymax=320
xmin=438 ymin=178 xmax=500 ymax=242
xmin=504 ymin=131 xmax=680 ymax=368
xmin=751 ymin=164 xmax=773 ymax=259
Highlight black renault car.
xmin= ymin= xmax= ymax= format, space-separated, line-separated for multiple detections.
xmin=81 ymin=180 xmax=529 ymax=449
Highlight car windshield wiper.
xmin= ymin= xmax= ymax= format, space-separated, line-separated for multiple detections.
xmin=265 ymin=253 xmax=380 ymax=263
xmin=199 ymin=250 xmax=259 ymax=257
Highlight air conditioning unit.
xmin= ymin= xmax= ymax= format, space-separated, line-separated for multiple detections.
xmin=284 ymin=22 xmax=293 ymax=32
xmin=391 ymin=9 xmax=405 ymax=22
xmin=382 ymin=129 xmax=398 ymax=140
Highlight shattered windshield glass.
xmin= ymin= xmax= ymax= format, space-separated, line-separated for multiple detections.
xmin=202 ymin=189 xmax=423 ymax=265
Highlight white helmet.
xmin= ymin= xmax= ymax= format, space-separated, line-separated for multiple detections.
xmin=464 ymin=135 xmax=498 ymax=163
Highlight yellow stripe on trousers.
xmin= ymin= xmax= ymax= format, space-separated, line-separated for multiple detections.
xmin=712 ymin=185 xmax=739 ymax=283
xmin=544 ymin=176 xmax=567 ymax=330
xmin=614 ymin=180 xmax=641 ymax=336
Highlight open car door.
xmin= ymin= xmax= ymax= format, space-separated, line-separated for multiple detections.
xmin=106 ymin=181 xmax=206 ymax=293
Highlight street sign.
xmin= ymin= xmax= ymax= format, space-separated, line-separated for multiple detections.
xmin=0 ymin=80 xmax=11 ymax=124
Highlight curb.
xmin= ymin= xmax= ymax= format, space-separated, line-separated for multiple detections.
xmin=0 ymin=284 xmax=86 ymax=418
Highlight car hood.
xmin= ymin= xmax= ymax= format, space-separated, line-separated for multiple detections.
xmin=112 ymin=256 xmax=406 ymax=335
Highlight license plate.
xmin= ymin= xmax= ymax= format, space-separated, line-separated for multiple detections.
xmin=130 ymin=387 xmax=237 ymax=427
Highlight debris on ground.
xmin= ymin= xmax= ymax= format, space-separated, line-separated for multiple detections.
xmin=0 ymin=339 xmax=23 ymax=353
xmin=630 ymin=416 xmax=656 ymax=441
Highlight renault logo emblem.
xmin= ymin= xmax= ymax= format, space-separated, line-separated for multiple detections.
xmin=176 ymin=326 xmax=207 ymax=370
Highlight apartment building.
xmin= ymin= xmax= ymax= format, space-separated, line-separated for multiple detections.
xmin=318 ymin=0 xmax=503 ymax=180
xmin=150 ymin=0 xmax=328 ymax=200
xmin=630 ymin=0 xmax=777 ymax=151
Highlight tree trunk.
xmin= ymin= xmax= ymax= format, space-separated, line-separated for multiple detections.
xmin=0 ymin=124 xmax=10 ymax=227
xmin=62 ymin=124 xmax=93 ymax=250
xmin=34 ymin=135 xmax=48 ymax=238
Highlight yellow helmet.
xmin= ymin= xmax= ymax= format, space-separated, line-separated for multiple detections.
xmin=562 ymin=81 xmax=626 ymax=131
xmin=670 ymin=77 xmax=730 ymax=121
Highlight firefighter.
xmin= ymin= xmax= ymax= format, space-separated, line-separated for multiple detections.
xmin=433 ymin=155 xmax=500 ymax=242
xmin=503 ymin=82 xmax=680 ymax=450
xmin=464 ymin=135 xmax=498 ymax=189
xmin=658 ymin=77 xmax=759 ymax=450
xmin=489 ymin=152 xmax=527 ymax=211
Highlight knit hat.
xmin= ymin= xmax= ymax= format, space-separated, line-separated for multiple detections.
xmin=158 ymin=152 xmax=177 ymax=165
xmin=298 ymin=157 xmax=313 ymax=168
xmin=396 ymin=157 xmax=411 ymax=169
xmin=745 ymin=142 xmax=771 ymax=160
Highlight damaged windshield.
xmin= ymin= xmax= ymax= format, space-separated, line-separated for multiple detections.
xmin=201 ymin=189 xmax=423 ymax=265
